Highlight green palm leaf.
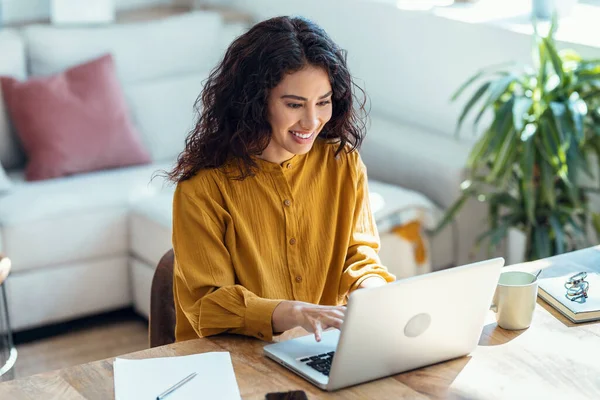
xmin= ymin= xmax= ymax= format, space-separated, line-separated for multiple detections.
xmin=533 ymin=225 xmax=551 ymax=259
xmin=521 ymin=137 xmax=536 ymax=224
xmin=543 ymin=37 xmax=564 ymax=84
xmin=513 ymin=98 xmax=533 ymax=133
xmin=455 ymin=82 xmax=491 ymax=134
xmin=451 ymin=65 xmax=514 ymax=101
xmin=539 ymin=158 xmax=556 ymax=208
xmin=474 ymin=75 xmax=517 ymax=127
xmin=549 ymin=214 xmax=565 ymax=254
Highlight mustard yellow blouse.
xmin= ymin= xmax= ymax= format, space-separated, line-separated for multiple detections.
xmin=172 ymin=139 xmax=396 ymax=342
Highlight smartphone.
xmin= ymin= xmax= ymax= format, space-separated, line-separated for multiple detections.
xmin=265 ymin=390 xmax=309 ymax=400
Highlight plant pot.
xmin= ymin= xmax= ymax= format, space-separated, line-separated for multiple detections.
xmin=532 ymin=0 xmax=578 ymax=20
xmin=507 ymin=228 xmax=527 ymax=266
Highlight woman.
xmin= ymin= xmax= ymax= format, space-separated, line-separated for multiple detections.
xmin=169 ymin=16 xmax=395 ymax=343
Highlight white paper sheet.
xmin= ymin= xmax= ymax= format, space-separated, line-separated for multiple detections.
xmin=113 ymin=352 xmax=241 ymax=400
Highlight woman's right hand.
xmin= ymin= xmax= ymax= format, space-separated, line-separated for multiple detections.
xmin=272 ymin=301 xmax=346 ymax=342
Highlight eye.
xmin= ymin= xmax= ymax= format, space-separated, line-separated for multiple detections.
xmin=318 ymin=100 xmax=331 ymax=106
xmin=286 ymin=103 xmax=302 ymax=109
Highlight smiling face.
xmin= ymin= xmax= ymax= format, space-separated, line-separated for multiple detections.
xmin=260 ymin=65 xmax=333 ymax=164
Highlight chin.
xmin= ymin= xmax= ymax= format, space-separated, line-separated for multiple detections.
xmin=288 ymin=142 xmax=315 ymax=155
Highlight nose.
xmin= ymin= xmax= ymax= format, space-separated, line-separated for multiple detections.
xmin=300 ymin=106 xmax=320 ymax=131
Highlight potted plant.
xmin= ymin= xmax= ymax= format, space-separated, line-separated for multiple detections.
xmin=436 ymin=15 xmax=600 ymax=262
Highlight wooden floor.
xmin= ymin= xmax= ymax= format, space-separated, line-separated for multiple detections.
xmin=7 ymin=309 xmax=148 ymax=380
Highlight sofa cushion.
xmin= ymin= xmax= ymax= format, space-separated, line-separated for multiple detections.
xmin=6 ymin=256 xmax=131 ymax=331
xmin=0 ymin=162 xmax=171 ymax=271
xmin=22 ymin=11 xmax=224 ymax=84
xmin=127 ymin=193 xmax=176 ymax=321
xmin=1 ymin=54 xmax=151 ymax=181
xmin=130 ymin=193 xmax=174 ymax=267
xmin=130 ymin=258 xmax=156 ymax=319
xmin=125 ymin=72 xmax=206 ymax=163
xmin=368 ymin=179 xmax=440 ymax=232
xmin=0 ymin=29 xmax=27 ymax=170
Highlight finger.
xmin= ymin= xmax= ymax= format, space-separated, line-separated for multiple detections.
xmin=333 ymin=306 xmax=346 ymax=315
xmin=313 ymin=319 xmax=323 ymax=342
xmin=322 ymin=316 xmax=344 ymax=330
xmin=327 ymin=309 xmax=346 ymax=320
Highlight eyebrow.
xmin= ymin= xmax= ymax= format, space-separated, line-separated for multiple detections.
xmin=280 ymin=91 xmax=333 ymax=101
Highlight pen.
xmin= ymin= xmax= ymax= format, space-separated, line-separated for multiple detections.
xmin=156 ymin=372 xmax=197 ymax=400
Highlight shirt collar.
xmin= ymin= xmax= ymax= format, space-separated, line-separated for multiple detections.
xmin=252 ymin=153 xmax=305 ymax=173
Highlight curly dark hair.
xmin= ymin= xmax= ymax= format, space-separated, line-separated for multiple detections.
xmin=168 ymin=15 xmax=369 ymax=182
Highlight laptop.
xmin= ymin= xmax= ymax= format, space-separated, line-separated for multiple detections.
xmin=263 ymin=257 xmax=504 ymax=391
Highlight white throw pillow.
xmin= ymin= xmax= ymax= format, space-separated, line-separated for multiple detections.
xmin=22 ymin=11 xmax=224 ymax=84
xmin=125 ymin=72 xmax=208 ymax=163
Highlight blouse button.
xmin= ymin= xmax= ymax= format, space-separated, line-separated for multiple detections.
xmin=283 ymin=199 xmax=292 ymax=207
xmin=295 ymin=276 xmax=303 ymax=283
xmin=289 ymin=238 xmax=297 ymax=245
xmin=286 ymin=163 xmax=292 ymax=169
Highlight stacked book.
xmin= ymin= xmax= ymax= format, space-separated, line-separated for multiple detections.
xmin=537 ymin=264 xmax=600 ymax=323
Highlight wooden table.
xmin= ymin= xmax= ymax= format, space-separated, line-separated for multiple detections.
xmin=1 ymin=248 xmax=600 ymax=399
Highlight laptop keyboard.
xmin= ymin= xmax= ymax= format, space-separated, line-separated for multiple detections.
xmin=299 ymin=351 xmax=335 ymax=376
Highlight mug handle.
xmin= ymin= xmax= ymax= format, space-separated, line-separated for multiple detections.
xmin=490 ymin=290 xmax=498 ymax=313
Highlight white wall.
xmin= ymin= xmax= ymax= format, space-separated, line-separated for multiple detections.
xmin=0 ymin=0 xmax=173 ymax=25
xmin=228 ymin=0 xmax=600 ymax=139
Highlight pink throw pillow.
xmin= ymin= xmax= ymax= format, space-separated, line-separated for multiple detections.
xmin=1 ymin=54 xmax=151 ymax=181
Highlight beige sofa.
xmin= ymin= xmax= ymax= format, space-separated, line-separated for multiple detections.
xmin=0 ymin=11 xmax=478 ymax=332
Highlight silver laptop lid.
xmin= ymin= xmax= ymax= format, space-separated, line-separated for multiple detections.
xmin=326 ymin=257 xmax=504 ymax=391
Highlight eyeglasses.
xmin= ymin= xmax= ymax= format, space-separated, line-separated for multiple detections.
xmin=564 ymin=272 xmax=589 ymax=303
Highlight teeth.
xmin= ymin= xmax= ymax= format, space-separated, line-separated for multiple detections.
xmin=290 ymin=131 xmax=313 ymax=139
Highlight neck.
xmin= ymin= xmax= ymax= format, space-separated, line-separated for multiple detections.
xmin=256 ymin=149 xmax=295 ymax=165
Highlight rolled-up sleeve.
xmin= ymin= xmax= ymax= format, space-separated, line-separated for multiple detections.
xmin=173 ymin=184 xmax=281 ymax=341
xmin=338 ymin=158 xmax=396 ymax=299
